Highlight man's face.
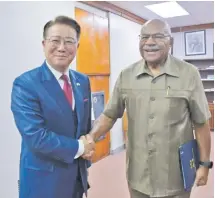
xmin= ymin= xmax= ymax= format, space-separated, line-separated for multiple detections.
xmin=139 ymin=24 xmax=172 ymax=65
xmin=42 ymin=24 xmax=78 ymax=72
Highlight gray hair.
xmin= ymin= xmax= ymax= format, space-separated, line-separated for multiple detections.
xmin=141 ymin=19 xmax=172 ymax=37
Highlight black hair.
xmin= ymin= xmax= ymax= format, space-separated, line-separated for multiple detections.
xmin=43 ymin=15 xmax=81 ymax=40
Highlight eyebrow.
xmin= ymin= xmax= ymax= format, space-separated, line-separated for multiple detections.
xmin=141 ymin=33 xmax=167 ymax=35
xmin=50 ymin=35 xmax=76 ymax=39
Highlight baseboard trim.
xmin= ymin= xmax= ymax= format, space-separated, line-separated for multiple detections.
xmin=110 ymin=144 xmax=125 ymax=155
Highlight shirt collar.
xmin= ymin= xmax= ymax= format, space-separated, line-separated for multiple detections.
xmin=46 ymin=60 xmax=70 ymax=81
xmin=136 ymin=55 xmax=179 ymax=77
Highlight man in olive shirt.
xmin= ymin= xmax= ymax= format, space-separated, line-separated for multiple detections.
xmin=83 ymin=19 xmax=212 ymax=198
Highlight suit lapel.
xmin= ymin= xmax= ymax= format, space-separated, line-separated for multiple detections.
xmin=70 ymin=70 xmax=84 ymax=137
xmin=40 ymin=63 xmax=74 ymax=119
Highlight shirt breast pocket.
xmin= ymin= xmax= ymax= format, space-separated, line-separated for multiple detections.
xmin=124 ymin=89 xmax=145 ymax=119
xmin=166 ymin=90 xmax=189 ymax=123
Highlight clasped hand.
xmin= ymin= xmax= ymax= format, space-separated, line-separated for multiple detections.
xmin=79 ymin=134 xmax=95 ymax=160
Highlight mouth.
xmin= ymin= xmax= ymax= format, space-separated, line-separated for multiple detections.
xmin=55 ymin=55 xmax=67 ymax=58
xmin=144 ymin=49 xmax=159 ymax=52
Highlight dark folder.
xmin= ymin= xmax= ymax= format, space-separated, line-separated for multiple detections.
xmin=179 ymin=139 xmax=200 ymax=191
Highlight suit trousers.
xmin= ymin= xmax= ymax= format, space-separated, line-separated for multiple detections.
xmin=129 ymin=188 xmax=190 ymax=198
xmin=73 ymin=168 xmax=84 ymax=198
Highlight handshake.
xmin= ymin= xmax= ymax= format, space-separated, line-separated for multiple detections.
xmin=79 ymin=134 xmax=95 ymax=160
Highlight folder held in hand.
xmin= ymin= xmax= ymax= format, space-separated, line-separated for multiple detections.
xmin=179 ymin=139 xmax=199 ymax=191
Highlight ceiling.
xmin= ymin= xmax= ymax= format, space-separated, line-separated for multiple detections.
xmin=109 ymin=1 xmax=214 ymax=28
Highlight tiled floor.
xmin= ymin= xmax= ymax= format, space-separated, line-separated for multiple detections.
xmin=86 ymin=133 xmax=214 ymax=198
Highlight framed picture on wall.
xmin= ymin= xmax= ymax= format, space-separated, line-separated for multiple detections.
xmin=184 ymin=30 xmax=206 ymax=56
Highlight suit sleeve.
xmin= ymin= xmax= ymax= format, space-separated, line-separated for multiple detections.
xmin=86 ymin=77 xmax=92 ymax=168
xmin=11 ymin=77 xmax=79 ymax=164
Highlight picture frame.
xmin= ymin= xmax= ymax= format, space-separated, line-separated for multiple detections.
xmin=184 ymin=30 xmax=206 ymax=56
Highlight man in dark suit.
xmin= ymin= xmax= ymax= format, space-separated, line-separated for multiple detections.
xmin=11 ymin=16 xmax=94 ymax=198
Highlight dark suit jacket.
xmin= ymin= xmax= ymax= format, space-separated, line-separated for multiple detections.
xmin=11 ymin=61 xmax=91 ymax=198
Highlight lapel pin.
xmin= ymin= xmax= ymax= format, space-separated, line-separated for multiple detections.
xmin=76 ymin=83 xmax=80 ymax=86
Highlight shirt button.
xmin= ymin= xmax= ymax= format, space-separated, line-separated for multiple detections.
xmin=148 ymin=149 xmax=155 ymax=155
xmin=149 ymin=114 xmax=154 ymax=119
xmin=150 ymin=97 xmax=155 ymax=101
xmin=152 ymin=80 xmax=156 ymax=84
xmin=148 ymin=133 xmax=154 ymax=139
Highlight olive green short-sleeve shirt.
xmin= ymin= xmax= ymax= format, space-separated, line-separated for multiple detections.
xmin=103 ymin=55 xmax=211 ymax=197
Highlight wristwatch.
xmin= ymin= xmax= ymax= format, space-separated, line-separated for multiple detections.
xmin=199 ymin=161 xmax=213 ymax=169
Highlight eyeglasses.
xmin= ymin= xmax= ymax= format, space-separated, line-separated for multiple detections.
xmin=45 ymin=36 xmax=77 ymax=48
xmin=139 ymin=34 xmax=171 ymax=42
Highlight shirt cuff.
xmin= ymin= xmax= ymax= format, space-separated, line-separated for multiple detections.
xmin=74 ymin=140 xmax=85 ymax=159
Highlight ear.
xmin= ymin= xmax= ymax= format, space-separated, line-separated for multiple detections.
xmin=77 ymin=43 xmax=80 ymax=49
xmin=42 ymin=40 xmax=45 ymax=47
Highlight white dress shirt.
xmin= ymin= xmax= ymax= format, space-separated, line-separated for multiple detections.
xmin=46 ymin=61 xmax=84 ymax=159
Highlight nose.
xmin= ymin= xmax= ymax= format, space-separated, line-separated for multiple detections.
xmin=145 ymin=35 xmax=155 ymax=45
xmin=57 ymin=41 xmax=66 ymax=51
